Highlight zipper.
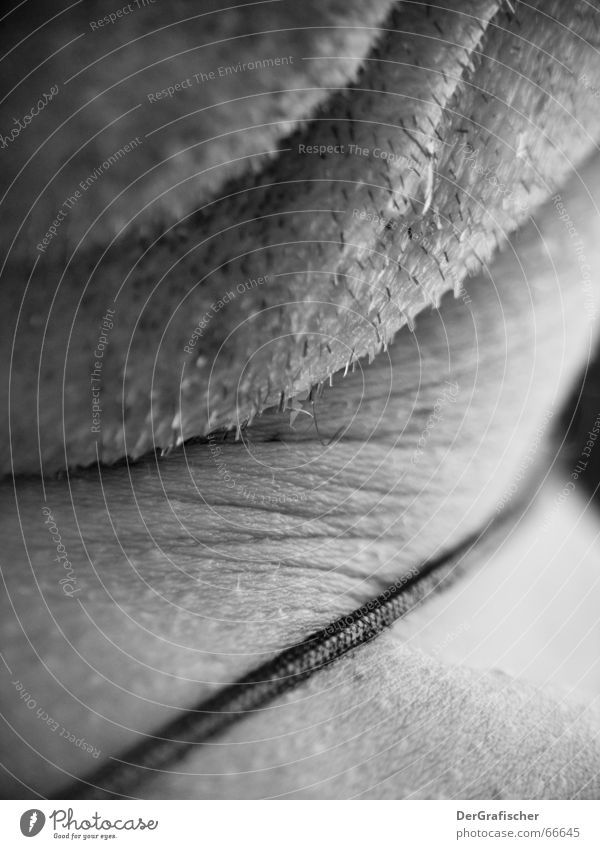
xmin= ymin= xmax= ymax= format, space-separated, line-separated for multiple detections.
xmin=61 ymin=522 xmax=492 ymax=800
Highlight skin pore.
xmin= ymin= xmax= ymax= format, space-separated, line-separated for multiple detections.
xmin=1 ymin=0 xmax=600 ymax=799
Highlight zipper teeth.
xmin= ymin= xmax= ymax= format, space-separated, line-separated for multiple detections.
xmin=62 ymin=526 xmax=485 ymax=800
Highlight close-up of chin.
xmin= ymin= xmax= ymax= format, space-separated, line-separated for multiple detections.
xmin=1 ymin=0 xmax=600 ymax=804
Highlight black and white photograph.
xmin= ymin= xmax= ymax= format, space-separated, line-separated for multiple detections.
xmin=1 ymin=0 xmax=600 ymax=840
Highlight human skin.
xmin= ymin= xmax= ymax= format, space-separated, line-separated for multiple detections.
xmin=4 ymin=0 xmax=600 ymax=474
xmin=1 ymin=0 xmax=600 ymax=799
